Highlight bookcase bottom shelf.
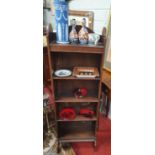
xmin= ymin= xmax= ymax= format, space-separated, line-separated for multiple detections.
xmin=59 ymin=130 xmax=96 ymax=143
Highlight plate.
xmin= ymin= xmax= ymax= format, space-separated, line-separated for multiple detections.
xmin=54 ymin=69 xmax=72 ymax=77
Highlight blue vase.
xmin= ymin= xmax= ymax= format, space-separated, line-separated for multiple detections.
xmin=53 ymin=0 xmax=69 ymax=44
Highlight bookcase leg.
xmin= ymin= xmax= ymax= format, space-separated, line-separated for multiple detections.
xmin=94 ymin=141 xmax=97 ymax=151
xmin=94 ymin=140 xmax=97 ymax=147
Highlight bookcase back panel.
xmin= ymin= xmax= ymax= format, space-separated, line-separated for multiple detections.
xmin=54 ymin=80 xmax=99 ymax=98
xmin=51 ymin=52 xmax=101 ymax=72
xmin=58 ymin=121 xmax=96 ymax=138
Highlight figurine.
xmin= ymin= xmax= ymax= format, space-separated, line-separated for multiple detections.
xmin=78 ymin=18 xmax=88 ymax=44
xmin=69 ymin=19 xmax=78 ymax=44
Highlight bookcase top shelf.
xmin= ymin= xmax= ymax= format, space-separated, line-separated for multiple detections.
xmin=50 ymin=42 xmax=104 ymax=54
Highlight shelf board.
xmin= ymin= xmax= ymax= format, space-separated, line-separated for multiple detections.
xmin=59 ymin=130 xmax=95 ymax=143
xmin=50 ymin=42 xmax=104 ymax=54
xmin=53 ymin=76 xmax=100 ymax=80
xmin=57 ymin=115 xmax=97 ymax=122
xmin=55 ymin=97 xmax=99 ymax=103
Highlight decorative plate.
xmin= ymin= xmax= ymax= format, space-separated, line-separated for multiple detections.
xmin=54 ymin=69 xmax=72 ymax=77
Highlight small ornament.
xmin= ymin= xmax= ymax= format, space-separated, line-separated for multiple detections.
xmin=73 ymin=87 xmax=87 ymax=98
xmin=78 ymin=18 xmax=88 ymax=44
xmin=69 ymin=19 xmax=78 ymax=44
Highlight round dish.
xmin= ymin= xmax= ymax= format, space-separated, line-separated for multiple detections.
xmin=54 ymin=69 xmax=72 ymax=77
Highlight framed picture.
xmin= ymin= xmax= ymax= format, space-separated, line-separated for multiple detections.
xmin=68 ymin=10 xmax=94 ymax=30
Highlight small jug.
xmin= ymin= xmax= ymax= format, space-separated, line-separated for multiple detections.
xmin=88 ymin=33 xmax=100 ymax=45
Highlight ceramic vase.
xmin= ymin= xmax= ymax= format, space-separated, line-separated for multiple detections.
xmin=69 ymin=19 xmax=78 ymax=44
xmin=53 ymin=0 xmax=69 ymax=44
xmin=78 ymin=18 xmax=88 ymax=44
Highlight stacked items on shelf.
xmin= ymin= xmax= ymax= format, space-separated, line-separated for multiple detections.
xmin=54 ymin=67 xmax=99 ymax=79
xmin=69 ymin=18 xmax=100 ymax=45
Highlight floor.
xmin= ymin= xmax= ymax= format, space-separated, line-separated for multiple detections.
xmin=44 ymin=86 xmax=111 ymax=155
xmin=72 ymin=115 xmax=111 ymax=155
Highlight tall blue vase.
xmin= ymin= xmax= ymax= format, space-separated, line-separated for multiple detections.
xmin=53 ymin=0 xmax=69 ymax=44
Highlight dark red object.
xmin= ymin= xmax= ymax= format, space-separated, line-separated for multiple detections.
xmin=43 ymin=86 xmax=55 ymax=108
xmin=74 ymin=87 xmax=87 ymax=98
xmin=72 ymin=115 xmax=111 ymax=155
xmin=79 ymin=109 xmax=94 ymax=117
xmin=59 ymin=108 xmax=76 ymax=120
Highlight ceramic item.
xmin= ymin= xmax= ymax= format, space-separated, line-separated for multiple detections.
xmin=53 ymin=0 xmax=69 ymax=44
xmin=69 ymin=19 xmax=78 ymax=44
xmin=73 ymin=67 xmax=99 ymax=78
xmin=54 ymin=69 xmax=72 ymax=77
xmin=88 ymin=33 xmax=100 ymax=45
xmin=78 ymin=18 xmax=88 ymax=44
xmin=73 ymin=87 xmax=87 ymax=98
xmin=59 ymin=108 xmax=76 ymax=120
xmin=79 ymin=109 xmax=94 ymax=117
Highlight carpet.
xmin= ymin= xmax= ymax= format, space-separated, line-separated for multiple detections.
xmin=72 ymin=115 xmax=111 ymax=155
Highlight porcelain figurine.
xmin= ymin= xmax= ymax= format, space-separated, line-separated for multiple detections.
xmin=78 ymin=18 xmax=88 ymax=44
xmin=69 ymin=19 xmax=78 ymax=44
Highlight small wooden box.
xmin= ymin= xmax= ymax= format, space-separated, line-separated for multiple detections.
xmin=73 ymin=67 xmax=99 ymax=78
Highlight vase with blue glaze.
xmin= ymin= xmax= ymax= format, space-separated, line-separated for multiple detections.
xmin=53 ymin=0 xmax=69 ymax=44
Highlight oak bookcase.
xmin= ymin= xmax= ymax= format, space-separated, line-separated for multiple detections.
xmin=47 ymin=26 xmax=106 ymax=147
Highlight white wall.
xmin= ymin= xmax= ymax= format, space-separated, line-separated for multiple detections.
xmin=44 ymin=0 xmax=111 ymax=34
xmin=69 ymin=0 xmax=111 ymax=34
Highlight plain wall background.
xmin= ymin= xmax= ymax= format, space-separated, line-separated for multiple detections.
xmin=69 ymin=0 xmax=111 ymax=34
xmin=44 ymin=0 xmax=111 ymax=34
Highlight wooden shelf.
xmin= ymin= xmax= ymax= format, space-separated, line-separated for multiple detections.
xmin=59 ymin=130 xmax=95 ymax=143
xmin=55 ymin=97 xmax=99 ymax=103
xmin=46 ymin=27 xmax=106 ymax=146
xmin=57 ymin=115 xmax=97 ymax=122
xmin=50 ymin=42 xmax=104 ymax=54
xmin=53 ymin=76 xmax=100 ymax=80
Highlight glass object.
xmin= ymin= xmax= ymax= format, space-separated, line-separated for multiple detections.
xmin=78 ymin=18 xmax=88 ymax=44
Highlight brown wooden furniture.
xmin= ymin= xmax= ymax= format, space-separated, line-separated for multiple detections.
xmin=101 ymin=69 xmax=111 ymax=117
xmin=46 ymin=27 xmax=106 ymax=147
